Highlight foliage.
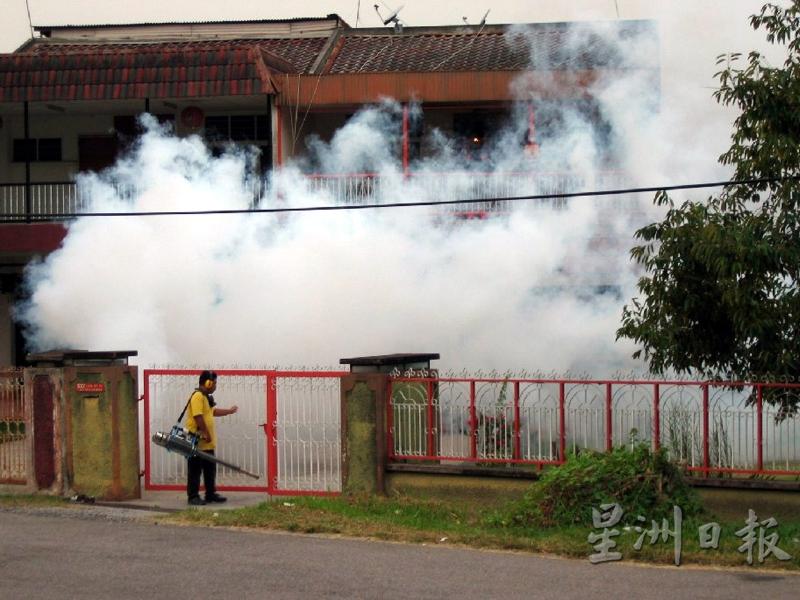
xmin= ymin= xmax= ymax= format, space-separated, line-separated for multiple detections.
xmin=499 ymin=443 xmax=702 ymax=528
xmin=479 ymin=413 xmax=513 ymax=458
xmin=0 ymin=420 xmax=25 ymax=442
xmin=478 ymin=378 xmax=514 ymax=460
xmin=617 ymin=2 xmax=800 ymax=418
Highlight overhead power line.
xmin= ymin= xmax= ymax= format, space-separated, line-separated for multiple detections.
xmin=24 ymin=0 xmax=35 ymax=39
xmin=5 ymin=176 xmax=797 ymax=221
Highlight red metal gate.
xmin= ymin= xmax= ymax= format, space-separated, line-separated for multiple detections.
xmin=0 ymin=369 xmax=27 ymax=485
xmin=144 ymin=369 xmax=346 ymax=495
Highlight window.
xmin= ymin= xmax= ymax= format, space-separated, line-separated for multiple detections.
xmin=12 ymin=139 xmax=36 ymax=162
xmin=408 ymin=111 xmax=424 ymax=162
xmin=12 ymin=138 xmax=62 ymax=162
xmin=37 ymin=138 xmax=62 ymax=161
xmin=258 ymin=145 xmax=272 ymax=174
xmin=204 ymin=116 xmax=230 ymax=142
xmin=204 ymin=115 xmax=270 ymax=142
xmin=230 ymin=116 xmax=256 ymax=141
xmin=203 ymin=114 xmax=272 ymax=172
xmin=256 ymin=115 xmax=270 ymax=140
xmin=114 ymin=116 xmax=138 ymax=137
xmin=114 ymin=114 xmax=175 ymax=138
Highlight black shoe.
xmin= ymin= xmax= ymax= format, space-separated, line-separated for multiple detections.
xmin=188 ymin=496 xmax=207 ymax=506
xmin=205 ymin=494 xmax=227 ymax=503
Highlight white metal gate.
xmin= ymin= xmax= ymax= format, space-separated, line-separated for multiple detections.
xmin=144 ymin=369 xmax=345 ymax=495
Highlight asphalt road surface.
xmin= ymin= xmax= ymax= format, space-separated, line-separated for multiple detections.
xmin=0 ymin=507 xmax=797 ymax=599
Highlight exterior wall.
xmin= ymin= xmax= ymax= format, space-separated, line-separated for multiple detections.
xmin=1 ymin=112 xmax=116 ymax=182
xmin=0 ymin=294 xmax=11 ymax=367
xmin=386 ymin=471 xmax=532 ymax=504
xmin=280 ymin=71 xmax=558 ymax=106
xmin=0 ymin=102 xmax=274 ymax=182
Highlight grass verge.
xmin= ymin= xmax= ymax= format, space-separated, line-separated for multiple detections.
xmin=162 ymin=489 xmax=800 ymax=571
xmin=0 ymin=494 xmax=69 ymax=508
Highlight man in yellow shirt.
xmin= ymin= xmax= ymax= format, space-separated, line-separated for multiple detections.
xmin=185 ymin=370 xmax=238 ymax=506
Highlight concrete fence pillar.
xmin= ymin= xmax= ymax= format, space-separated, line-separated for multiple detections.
xmin=21 ymin=351 xmax=140 ymax=500
xmin=338 ymin=353 xmax=439 ymax=496
xmin=340 ymin=373 xmax=389 ymax=496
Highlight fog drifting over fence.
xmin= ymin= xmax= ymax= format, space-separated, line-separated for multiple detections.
xmin=14 ymin=15 xmax=777 ymax=375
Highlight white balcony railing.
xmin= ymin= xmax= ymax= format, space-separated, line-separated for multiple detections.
xmin=1 ymin=171 xmax=634 ymax=222
xmin=0 ymin=182 xmax=88 ymax=221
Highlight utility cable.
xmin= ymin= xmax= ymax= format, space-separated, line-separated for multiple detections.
xmin=25 ymin=0 xmax=35 ymax=39
xmin=4 ymin=175 xmax=796 ymax=221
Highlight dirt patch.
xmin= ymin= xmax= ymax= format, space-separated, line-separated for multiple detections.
xmin=699 ymin=488 xmax=800 ymax=522
xmin=386 ymin=472 xmax=531 ymax=507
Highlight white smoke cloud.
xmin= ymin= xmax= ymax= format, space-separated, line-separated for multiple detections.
xmin=303 ymin=101 xmax=404 ymax=175
xmin=15 ymin=111 xmax=643 ymax=375
xmin=15 ymin=10 xmax=786 ymax=375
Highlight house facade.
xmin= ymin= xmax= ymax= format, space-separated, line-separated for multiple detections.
xmin=0 ymin=15 xmax=657 ymax=365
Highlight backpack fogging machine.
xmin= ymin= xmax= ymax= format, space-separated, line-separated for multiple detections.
xmin=152 ymin=425 xmax=260 ymax=479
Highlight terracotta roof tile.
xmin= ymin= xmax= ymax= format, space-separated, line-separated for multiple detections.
xmin=327 ymin=22 xmax=653 ymax=74
xmin=329 ymin=31 xmax=528 ymax=73
xmin=0 ymin=39 xmax=328 ymax=102
xmin=0 ymin=21 xmax=654 ymax=103
xmin=27 ymin=38 xmax=326 ymax=72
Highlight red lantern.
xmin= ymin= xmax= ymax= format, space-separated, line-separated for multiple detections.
xmin=180 ymin=106 xmax=204 ymax=129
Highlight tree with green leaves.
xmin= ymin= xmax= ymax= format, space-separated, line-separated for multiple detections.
xmin=617 ymin=2 xmax=800 ymax=418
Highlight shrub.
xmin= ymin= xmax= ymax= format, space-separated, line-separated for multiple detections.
xmin=0 ymin=420 xmax=25 ymax=442
xmin=502 ymin=443 xmax=702 ymax=528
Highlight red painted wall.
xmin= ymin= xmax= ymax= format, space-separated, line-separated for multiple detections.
xmin=0 ymin=224 xmax=66 ymax=254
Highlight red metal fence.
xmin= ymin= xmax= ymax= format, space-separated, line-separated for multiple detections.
xmin=388 ymin=376 xmax=800 ymax=477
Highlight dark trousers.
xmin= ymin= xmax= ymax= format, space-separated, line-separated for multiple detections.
xmin=187 ymin=450 xmax=216 ymax=499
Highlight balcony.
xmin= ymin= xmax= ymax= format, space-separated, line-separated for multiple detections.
xmin=1 ymin=171 xmax=635 ymax=222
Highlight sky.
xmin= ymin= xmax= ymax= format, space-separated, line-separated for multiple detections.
xmin=6 ymin=1 xmax=795 ymax=374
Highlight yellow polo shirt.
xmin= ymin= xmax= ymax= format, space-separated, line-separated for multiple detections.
xmin=184 ymin=390 xmax=216 ymax=451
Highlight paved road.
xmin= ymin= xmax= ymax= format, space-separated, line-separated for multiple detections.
xmin=0 ymin=507 xmax=797 ymax=599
